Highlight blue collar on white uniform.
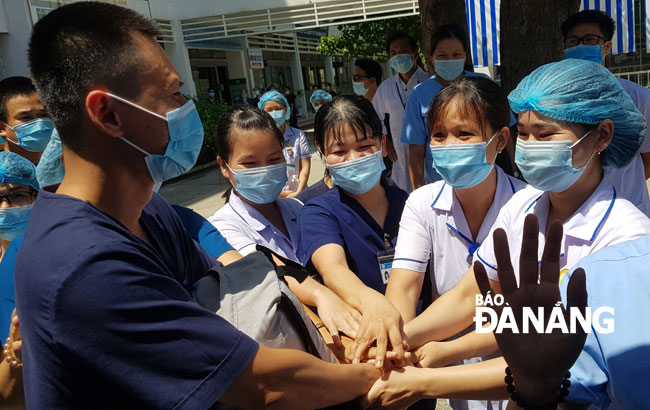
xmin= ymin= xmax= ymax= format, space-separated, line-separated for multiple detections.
xmin=228 ymin=193 xmax=299 ymax=234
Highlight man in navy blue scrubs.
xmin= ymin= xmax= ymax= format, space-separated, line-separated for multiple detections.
xmin=14 ymin=3 xmax=379 ymax=409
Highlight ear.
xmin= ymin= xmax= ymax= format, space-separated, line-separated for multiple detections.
xmin=495 ymin=126 xmax=510 ymax=153
xmin=602 ymin=41 xmax=613 ymax=59
xmin=85 ymin=90 xmax=123 ymax=139
xmin=315 ymin=141 xmax=325 ymax=157
xmin=381 ymin=134 xmax=387 ymax=157
xmin=594 ymin=119 xmax=614 ymax=154
xmin=217 ymin=155 xmax=232 ymax=181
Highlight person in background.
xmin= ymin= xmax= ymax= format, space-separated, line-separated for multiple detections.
xmin=373 ymin=33 xmax=429 ymax=193
xmin=207 ymin=87 xmax=217 ymax=103
xmin=562 ymin=9 xmax=650 ymax=217
xmin=209 ymin=104 xmax=360 ymax=342
xmin=283 ymin=85 xmax=298 ymax=127
xmin=258 ymin=90 xmax=311 ymax=198
xmin=0 ymin=152 xmax=39 ymax=407
xmin=401 ymin=23 xmax=507 ymax=190
xmin=252 ymin=87 xmax=262 ymax=107
xmin=0 ymin=77 xmax=54 ymax=165
xmin=310 ymin=89 xmax=332 ymax=114
xmin=325 ymin=82 xmax=337 ymax=97
xmin=16 ymin=3 xmax=382 ymax=408
xmin=353 ymin=59 xmax=382 ymax=102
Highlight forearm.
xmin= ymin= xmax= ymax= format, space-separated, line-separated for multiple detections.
xmin=221 ymin=345 xmax=379 ymax=409
xmin=322 ymin=267 xmax=383 ymax=312
xmin=0 ymin=360 xmax=19 ymax=400
xmin=414 ymin=357 xmax=507 ymax=400
xmin=385 ymin=268 xmax=424 ymax=322
xmin=427 ymin=330 xmax=499 ymax=367
xmin=216 ymin=249 xmax=243 ymax=266
xmin=296 ymin=159 xmax=311 ymax=193
xmin=408 ymin=145 xmax=425 ymax=190
xmin=285 ymin=275 xmax=330 ymax=307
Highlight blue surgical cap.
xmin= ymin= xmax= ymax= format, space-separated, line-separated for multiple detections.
xmin=258 ymin=90 xmax=292 ymax=120
xmin=509 ymin=59 xmax=646 ymax=169
xmin=0 ymin=151 xmax=39 ymax=191
xmin=35 ymin=128 xmax=64 ymax=187
xmin=310 ymin=90 xmax=333 ymax=108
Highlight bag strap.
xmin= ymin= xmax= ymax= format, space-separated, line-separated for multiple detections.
xmin=255 ymin=245 xmax=309 ymax=283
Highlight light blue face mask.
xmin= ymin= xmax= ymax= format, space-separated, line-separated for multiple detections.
xmin=107 ymin=93 xmax=205 ymax=185
xmin=389 ymin=54 xmax=414 ymax=74
xmin=314 ymin=105 xmax=322 ymax=113
xmin=268 ymin=110 xmax=287 ymax=127
xmin=328 ymin=149 xmax=386 ymax=194
xmin=515 ymin=129 xmax=596 ymax=192
xmin=4 ymin=118 xmax=55 ymax=152
xmin=429 ymin=132 xmax=498 ymax=189
xmin=434 ymin=59 xmax=465 ymax=82
xmin=564 ymin=44 xmax=603 ymax=63
xmin=227 ymin=162 xmax=288 ymax=204
xmin=353 ymin=82 xmax=369 ymax=96
xmin=0 ymin=203 xmax=33 ymax=241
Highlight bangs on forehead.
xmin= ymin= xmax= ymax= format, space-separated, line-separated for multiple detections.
xmin=324 ymin=120 xmax=378 ymax=147
xmin=430 ymin=95 xmax=488 ymax=137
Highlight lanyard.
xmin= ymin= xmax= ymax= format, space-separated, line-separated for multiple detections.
xmin=395 ymin=82 xmax=406 ymax=109
xmin=383 ymin=233 xmax=394 ymax=252
xmin=445 ymin=223 xmax=480 ymax=258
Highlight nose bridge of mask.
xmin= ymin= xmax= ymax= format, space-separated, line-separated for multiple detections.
xmin=329 ymin=149 xmax=381 ymax=170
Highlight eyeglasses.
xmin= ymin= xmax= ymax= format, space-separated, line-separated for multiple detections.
xmin=564 ymin=35 xmax=604 ymax=48
xmin=0 ymin=191 xmax=36 ymax=206
xmin=352 ymin=75 xmax=369 ymax=82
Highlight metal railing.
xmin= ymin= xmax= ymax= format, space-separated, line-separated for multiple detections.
xmin=614 ymin=70 xmax=650 ymax=87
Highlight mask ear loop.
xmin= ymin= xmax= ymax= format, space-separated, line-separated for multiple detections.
xmin=570 ymin=127 xmax=598 ymax=170
xmin=485 ymin=129 xmax=501 ymax=165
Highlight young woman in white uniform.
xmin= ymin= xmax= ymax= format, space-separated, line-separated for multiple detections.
xmin=386 ymin=77 xmax=527 ymax=410
xmin=209 ymin=105 xmax=360 ymax=343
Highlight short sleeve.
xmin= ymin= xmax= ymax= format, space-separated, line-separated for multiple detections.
xmin=393 ymin=191 xmax=432 ymax=273
xmin=298 ymin=201 xmax=345 ymax=266
xmin=559 ymin=270 xmax=609 ymax=408
xmin=400 ymin=89 xmax=428 ymax=145
xmin=209 ymin=217 xmax=258 ymax=256
xmin=173 ymin=205 xmax=234 ymax=259
xmin=52 ymin=244 xmax=259 ymax=409
xmin=297 ymin=131 xmax=312 ymax=159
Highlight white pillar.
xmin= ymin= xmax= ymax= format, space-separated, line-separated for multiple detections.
xmin=325 ymin=56 xmax=335 ymax=84
xmin=244 ymin=37 xmax=255 ymax=91
xmin=291 ymin=32 xmax=307 ymax=118
xmin=165 ymin=19 xmax=197 ymax=97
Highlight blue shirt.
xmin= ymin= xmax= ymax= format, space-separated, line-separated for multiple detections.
xmin=0 ymin=205 xmax=234 ymax=342
xmin=298 ymin=178 xmax=408 ymax=293
xmin=560 ymin=235 xmax=650 ymax=409
xmin=14 ymin=191 xmax=258 ymax=409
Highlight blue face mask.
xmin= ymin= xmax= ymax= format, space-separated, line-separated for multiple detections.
xmin=268 ymin=110 xmax=286 ymax=127
xmin=564 ymin=45 xmax=603 ymax=63
xmin=434 ymin=59 xmax=465 ymax=82
xmin=107 ymin=93 xmax=205 ymax=185
xmin=328 ymin=149 xmax=386 ymax=194
xmin=429 ymin=132 xmax=498 ymax=189
xmin=227 ymin=162 xmax=288 ymax=204
xmin=515 ymin=129 xmax=596 ymax=192
xmin=0 ymin=203 xmax=33 ymax=241
xmin=4 ymin=118 xmax=55 ymax=152
xmin=389 ymin=54 xmax=415 ymax=74
xmin=208 ymin=92 xmax=216 ymax=98
xmin=353 ymin=82 xmax=369 ymax=96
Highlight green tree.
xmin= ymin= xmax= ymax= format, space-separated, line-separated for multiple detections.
xmin=316 ymin=15 xmax=422 ymax=62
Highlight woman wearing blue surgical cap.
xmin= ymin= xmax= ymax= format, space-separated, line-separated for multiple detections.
xmin=310 ymin=90 xmax=332 ymax=113
xmin=258 ymin=90 xmax=312 ymax=198
xmin=0 ymin=151 xmax=38 ymax=405
xmin=354 ymin=59 xmax=650 ymax=408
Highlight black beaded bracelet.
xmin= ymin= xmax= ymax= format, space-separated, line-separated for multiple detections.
xmin=504 ymin=367 xmax=571 ymax=410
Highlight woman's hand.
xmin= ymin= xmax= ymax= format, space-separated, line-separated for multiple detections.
xmin=314 ymin=288 xmax=362 ymax=345
xmin=9 ymin=310 xmax=20 ymax=359
xmin=361 ymin=366 xmax=423 ymax=410
xmin=350 ymin=295 xmax=406 ymax=368
xmin=474 ymin=214 xmax=588 ymax=403
xmin=412 ymin=341 xmax=455 ymax=369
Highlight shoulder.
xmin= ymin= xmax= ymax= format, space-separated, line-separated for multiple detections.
xmin=208 ymin=202 xmax=236 ymax=224
xmin=508 ymin=185 xmax=544 ymax=208
xmin=466 ymin=71 xmax=494 ymax=81
xmin=376 ymin=76 xmax=396 ymax=92
xmin=607 ymin=195 xmax=650 ymax=232
xmin=302 ymin=188 xmax=341 ymax=215
xmin=277 ymin=197 xmax=303 ymax=213
xmin=412 ymin=76 xmax=440 ymax=96
xmin=408 ymin=180 xmax=444 ymax=204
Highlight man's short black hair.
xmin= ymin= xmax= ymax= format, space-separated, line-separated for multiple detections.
xmin=561 ymin=10 xmax=615 ymax=41
xmin=28 ymin=2 xmax=159 ymax=150
xmin=386 ymin=33 xmax=418 ymax=55
xmin=0 ymin=76 xmax=37 ymax=123
xmin=355 ymin=59 xmax=382 ymax=84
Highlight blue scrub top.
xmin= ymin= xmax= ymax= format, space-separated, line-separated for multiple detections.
xmin=298 ymin=178 xmax=408 ymax=294
xmin=560 ymin=234 xmax=650 ymax=409
xmin=0 ymin=205 xmax=234 ymax=342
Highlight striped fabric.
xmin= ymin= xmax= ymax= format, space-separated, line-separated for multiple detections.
xmin=581 ymin=0 xmax=635 ymax=54
xmin=465 ymin=0 xmax=501 ymax=67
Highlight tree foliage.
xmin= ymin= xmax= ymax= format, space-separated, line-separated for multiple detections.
xmin=316 ymin=16 xmax=422 ymax=61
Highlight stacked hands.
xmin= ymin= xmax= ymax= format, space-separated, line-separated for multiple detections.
xmin=320 ymin=215 xmax=589 ymax=409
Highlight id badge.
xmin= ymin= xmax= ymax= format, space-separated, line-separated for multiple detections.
xmin=377 ymin=249 xmax=395 ymax=285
